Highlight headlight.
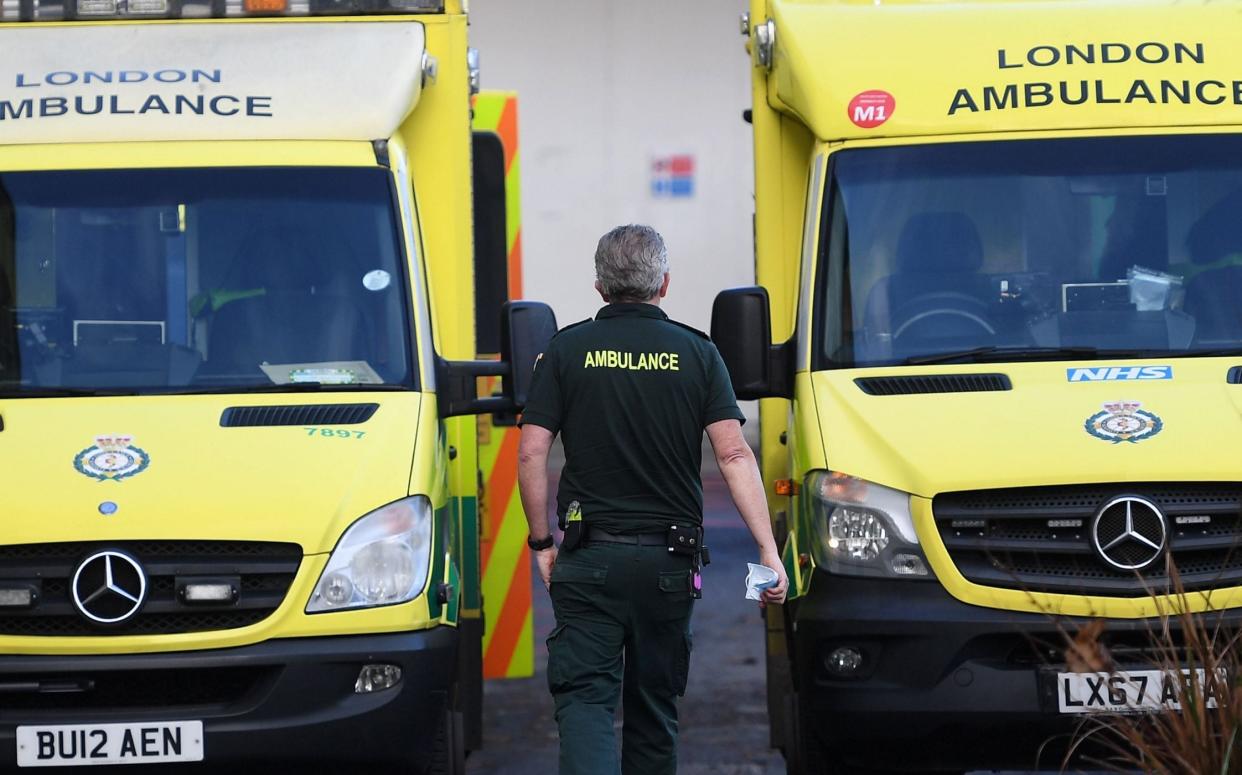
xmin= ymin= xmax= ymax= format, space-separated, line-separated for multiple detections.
xmin=307 ymin=496 xmax=433 ymax=613
xmin=806 ymin=471 xmax=932 ymax=579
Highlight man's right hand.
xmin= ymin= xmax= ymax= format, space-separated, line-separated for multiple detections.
xmin=758 ymin=549 xmax=788 ymax=608
xmin=536 ymin=545 xmax=559 ymax=591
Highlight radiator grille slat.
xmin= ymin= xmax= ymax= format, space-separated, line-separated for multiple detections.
xmin=934 ymin=484 xmax=1242 ymax=597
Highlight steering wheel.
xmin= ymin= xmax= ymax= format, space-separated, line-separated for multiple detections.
xmin=891 ymin=292 xmax=996 ymax=344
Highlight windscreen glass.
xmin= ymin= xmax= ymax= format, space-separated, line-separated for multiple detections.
xmin=0 ymin=167 xmax=414 ymax=394
xmin=818 ymin=135 xmax=1242 ymax=367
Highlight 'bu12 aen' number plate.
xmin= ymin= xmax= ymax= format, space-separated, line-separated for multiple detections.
xmin=16 ymin=721 xmax=204 ymax=767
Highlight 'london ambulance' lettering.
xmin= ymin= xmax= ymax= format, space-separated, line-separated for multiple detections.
xmin=0 ymin=68 xmax=274 ymax=121
xmin=945 ymin=41 xmax=1242 ymax=116
xmin=584 ymin=350 xmax=680 ymax=371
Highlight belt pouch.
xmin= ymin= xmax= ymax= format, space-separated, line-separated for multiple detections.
xmin=666 ymin=525 xmax=702 ymax=557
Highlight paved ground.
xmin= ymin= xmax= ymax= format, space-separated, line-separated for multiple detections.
xmin=465 ymin=472 xmax=785 ymax=775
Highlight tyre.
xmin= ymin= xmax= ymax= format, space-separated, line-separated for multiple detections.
xmin=427 ymin=704 xmax=465 ymax=775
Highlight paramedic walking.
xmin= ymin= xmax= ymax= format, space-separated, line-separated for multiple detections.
xmin=517 ymin=224 xmax=788 ymax=775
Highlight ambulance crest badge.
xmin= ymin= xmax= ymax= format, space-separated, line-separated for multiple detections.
xmin=74 ymin=435 xmax=150 ymax=481
xmin=1085 ymin=401 xmax=1163 ymax=444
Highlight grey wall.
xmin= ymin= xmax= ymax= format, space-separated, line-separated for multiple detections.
xmin=469 ymin=0 xmax=755 ymax=333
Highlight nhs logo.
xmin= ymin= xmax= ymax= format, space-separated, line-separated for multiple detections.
xmin=1067 ymin=365 xmax=1173 ymax=382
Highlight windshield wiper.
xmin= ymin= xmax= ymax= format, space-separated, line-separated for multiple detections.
xmin=0 ymin=386 xmax=138 ymax=398
xmin=158 ymin=383 xmax=414 ymax=396
xmin=902 ymin=346 xmax=1137 ymax=366
xmin=1178 ymin=347 xmax=1242 ymax=358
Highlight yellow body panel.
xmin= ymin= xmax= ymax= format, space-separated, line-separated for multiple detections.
xmin=750 ymin=0 xmax=816 ymax=566
xmin=811 ymin=358 xmax=1242 ymax=498
xmin=810 ymin=358 xmax=1242 ymax=615
xmin=767 ymin=0 xmax=1242 ymax=142
xmin=3 ymin=394 xmax=426 ymax=551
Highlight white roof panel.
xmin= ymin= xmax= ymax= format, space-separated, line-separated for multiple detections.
xmin=0 ymin=20 xmax=425 ymax=144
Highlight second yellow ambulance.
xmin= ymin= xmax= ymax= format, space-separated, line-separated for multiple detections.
xmin=719 ymin=1 xmax=1242 ymax=772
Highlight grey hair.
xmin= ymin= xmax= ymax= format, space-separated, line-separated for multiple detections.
xmin=594 ymin=224 xmax=669 ymax=302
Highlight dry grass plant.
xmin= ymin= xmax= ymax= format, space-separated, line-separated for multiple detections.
xmin=1055 ymin=563 xmax=1242 ymax=774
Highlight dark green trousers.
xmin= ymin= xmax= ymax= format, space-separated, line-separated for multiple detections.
xmin=546 ymin=540 xmax=696 ymax=775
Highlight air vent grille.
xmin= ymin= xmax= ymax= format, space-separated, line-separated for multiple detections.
xmin=1229 ymin=366 xmax=1242 ymax=384
xmin=854 ymin=373 xmax=1012 ymax=396
xmin=220 ymin=403 xmax=379 ymax=427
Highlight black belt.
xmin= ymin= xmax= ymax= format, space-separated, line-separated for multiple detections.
xmin=586 ymin=528 xmax=666 ymax=546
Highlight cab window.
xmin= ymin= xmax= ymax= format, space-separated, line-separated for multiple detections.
xmin=0 ymin=167 xmax=415 ymax=393
xmin=817 ymin=135 xmax=1242 ymax=367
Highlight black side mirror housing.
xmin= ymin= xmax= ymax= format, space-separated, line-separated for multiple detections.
xmin=438 ymin=301 xmax=559 ymax=417
xmin=710 ymin=287 xmax=794 ymax=400
xmin=499 ymin=300 xmax=559 ymax=409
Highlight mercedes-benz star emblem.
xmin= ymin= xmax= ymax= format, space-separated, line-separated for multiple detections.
xmin=71 ymin=550 xmax=147 ymax=624
xmin=1091 ymin=495 xmax=1168 ymax=572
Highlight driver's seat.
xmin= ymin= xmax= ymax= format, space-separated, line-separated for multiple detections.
xmin=863 ymin=211 xmax=995 ymax=347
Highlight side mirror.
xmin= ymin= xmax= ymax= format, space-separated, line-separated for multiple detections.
xmin=500 ymin=300 xmax=559 ymax=409
xmin=710 ymin=287 xmax=794 ymax=400
xmin=438 ymin=301 xmax=558 ymax=417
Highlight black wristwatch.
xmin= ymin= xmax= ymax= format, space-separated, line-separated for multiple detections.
xmin=527 ymin=534 xmax=555 ymax=551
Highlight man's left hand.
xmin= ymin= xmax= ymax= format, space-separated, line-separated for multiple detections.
xmin=536 ymin=545 xmax=559 ymax=590
xmin=758 ymin=549 xmax=788 ymax=608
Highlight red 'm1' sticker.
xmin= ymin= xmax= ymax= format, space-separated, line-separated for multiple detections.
xmin=848 ymin=90 xmax=896 ymax=129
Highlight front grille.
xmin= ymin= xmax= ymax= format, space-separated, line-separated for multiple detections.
xmin=0 ymin=666 xmax=277 ymax=713
xmin=934 ymin=484 xmax=1242 ymax=597
xmin=0 ymin=541 xmax=301 ymax=636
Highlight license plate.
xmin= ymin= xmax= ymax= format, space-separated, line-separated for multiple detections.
xmin=16 ymin=721 xmax=203 ymax=767
xmin=1057 ymin=669 xmax=1220 ymax=714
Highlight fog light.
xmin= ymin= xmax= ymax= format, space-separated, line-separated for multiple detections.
xmin=183 ymin=583 xmax=235 ymax=603
xmin=355 ymin=664 xmax=403 ymax=693
xmin=0 ymin=587 xmax=34 ymax=608
xmin=178 ymin=577 xmax=240 ymax=604
xmin=826 ymin=647 xmax=864 ymax=677
xmin=127 ymin=0 xmax=168 ymax=13
xmin=76 ymin=0 xmax=118 ymax=14
xmin=890 ymin=553 xmax=929 ymax=577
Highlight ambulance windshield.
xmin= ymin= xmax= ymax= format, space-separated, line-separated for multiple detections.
xmin=818 ymin=134 xmax=1242 ymax=368
xmin=0 ymin=167 xmax=416 ymax=394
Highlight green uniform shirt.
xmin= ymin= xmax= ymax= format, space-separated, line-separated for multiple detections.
xmin=520 ymin=302 xmax=745 ymax=534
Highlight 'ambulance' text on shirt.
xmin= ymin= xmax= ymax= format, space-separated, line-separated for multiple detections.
xmin=583 ymin=350 xmax=680 ymax=371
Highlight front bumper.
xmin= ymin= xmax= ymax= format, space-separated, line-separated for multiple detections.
xmin=792 ymin=572 xmax=1242 ymax=772
xmin=0 ymin=627 xmax=457 ymax=773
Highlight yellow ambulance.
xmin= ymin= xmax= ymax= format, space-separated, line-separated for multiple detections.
xmin=0 ymin=2 xmax=554 ymax=771
xmin=717 ymin=1 xmax=1242 ymax=772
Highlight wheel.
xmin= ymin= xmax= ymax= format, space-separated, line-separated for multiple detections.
xmin=427 ymin=704 xmax=465 ymax=775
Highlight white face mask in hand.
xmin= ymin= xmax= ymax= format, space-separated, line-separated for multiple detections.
xmin=744 ymin=563 xmax=779 ymax=601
